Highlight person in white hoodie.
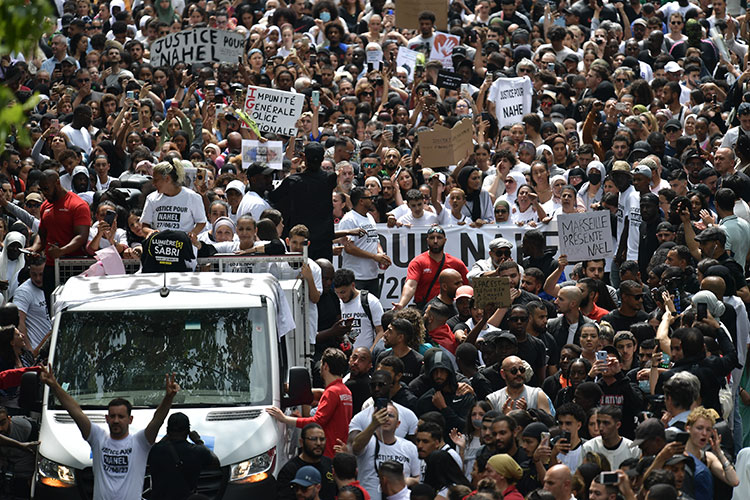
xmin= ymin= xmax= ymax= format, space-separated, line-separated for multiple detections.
xmin=577 ymin=161 xmax=605 ymax=210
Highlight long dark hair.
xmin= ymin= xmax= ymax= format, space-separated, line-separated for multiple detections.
xmin=423 ymin=450 xmax=471 ymax=491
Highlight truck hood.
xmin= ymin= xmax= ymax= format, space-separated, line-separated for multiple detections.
xmin=39 ymin=407 xmax=281 ymax=469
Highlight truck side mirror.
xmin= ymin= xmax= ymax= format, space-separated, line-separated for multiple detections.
xmin=19 ymin=371 xmax=42 ymax=413
xmin=282 ymin=366 xmax=312 ymax=408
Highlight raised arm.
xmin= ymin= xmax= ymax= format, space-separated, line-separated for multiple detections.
xmin=144 ymin=373 xmax=180 ymax=445
xmin=40 ymin=364 xmax=91 ymax=440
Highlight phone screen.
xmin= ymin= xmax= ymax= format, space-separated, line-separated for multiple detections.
xmin=104 ymin=210 xmax=116 ymax=225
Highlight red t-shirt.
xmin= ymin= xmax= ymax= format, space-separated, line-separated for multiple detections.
xmin=586 ymin=304 xmax=610 ymax=322
xmin=295 ymin=378 xmax=353 ymax=458
xmin=39 ymin=191 xmax=91 ymax=265
xmin=407 ymin=252 xmax=468 ymax=306
xmin=429 ymin=324 xmax=458 ymax=354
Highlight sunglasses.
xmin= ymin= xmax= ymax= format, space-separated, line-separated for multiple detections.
xmin=671 ymin=20 xmax=683 ymax=25
xmin=362 ymin=163 xmax=378 ymax=169
xmin=78 ymin=78 xmax=91 ymax=83
xmin=362 ymin=91 xmax=374 ymax=96
xmin=508 ymin=366 xmax=526 ymax=375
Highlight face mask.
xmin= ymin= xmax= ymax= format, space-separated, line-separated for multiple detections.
xmin=588 ymin=172 xmax=602 ymax=185
xmin=472 ymin=419 xmax=483 ymax=429
xmin=320 ymin=11 xmax=331 ymax=22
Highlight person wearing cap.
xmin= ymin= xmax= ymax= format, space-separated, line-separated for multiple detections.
xmin=522 ymin=230 xmax=558 ymax=280
xmin=448 ymin=285 xmax=474 ymax=333
xmin=148 ymin=412 xmax=218 ymax=500
xmin=721 ymin=102 xmax=750 ymax=148
xmin=518 ymin=421 xmax=552 ymax=490
xmin=610 ymin=160 xmax=640 ymax=274
xmin=486 ymin=453 xmax=524 ymax=500
xmin=656 ymin=221 xmax=677 ymax=244
xmin=289 ymin=465 xmax=323 ymax=500
xmin=688 ymin=225 xmax=747 ymax=293
xmin=393 ymin=226 xmax=468 ymax=310
xmin=223 ymin=179 xmax=245 ymax=223
xmin=268 ymin=142 xmax=338 ymax=261
xmin=467 ymin=237 xmax=513 ymax=281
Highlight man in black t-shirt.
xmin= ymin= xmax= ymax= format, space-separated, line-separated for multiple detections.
xmin=507 ymin=305 xmax=547 ymax=387
xmin=600 ymin=281 xmax=649 ymax=333
xmin=345 ymin=347 xmax=372 ymax=414
xmin=276 ymin=423 xmax=336 ymax=500
xmin=375 ymin=318 xmax=424 ymax=385
xmin=148 ymin=413 xmax=218 ymax=500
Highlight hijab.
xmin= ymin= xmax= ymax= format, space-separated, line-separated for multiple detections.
xmin=690 ymin=290 xmax=726 ymax=318
xmin=501 ymin=171 xmax=528 ymax=204
xmin=0 ymin=232 xmax=26 ymax=304
xmin=212 ymin=216 xmax=236 ymax=241
xmin=457 ymin=166 xmax=482 ymax=222
xmin=155 ymin=0 xmax=177 ymax=24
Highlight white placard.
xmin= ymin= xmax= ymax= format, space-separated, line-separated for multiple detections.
xmin=243 ymin=86 xmax=305 ymax=137
xmin=241 ymin=140 xmax=284 ymax=170
xmin=557 ymin=211 xmax=615 ymax=262
xmin=150 ymin=28 xmax=245 ymax=66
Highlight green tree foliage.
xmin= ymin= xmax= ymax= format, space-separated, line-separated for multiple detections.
xmin=0 ymin=0 xmax=54 ymax=153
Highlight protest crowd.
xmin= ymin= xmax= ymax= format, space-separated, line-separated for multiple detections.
xmin=5 ymin=0 xmax=750 ymax=498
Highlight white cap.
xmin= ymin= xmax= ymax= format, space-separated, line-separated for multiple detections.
xmin=665 ymin=61 xmax=682 ymax=73
xmin=226 ymin=179 xmax=246 ymax=195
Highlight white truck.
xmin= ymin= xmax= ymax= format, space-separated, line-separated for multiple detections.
xmin=20 ymin=264 xmax=314 ymax=500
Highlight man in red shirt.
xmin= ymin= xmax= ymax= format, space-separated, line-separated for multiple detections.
xmin=393 ymin=226 xmax=468 ymax=310
xmin=28 ymin=170 xmax=90 ymax=308
xmin=577 ymin=278 xmax=610 ymax=321
xmin=267 ymin=348 xmax=353 ymax=458
xmin=423 ymin=301 xmax=457 ymax=354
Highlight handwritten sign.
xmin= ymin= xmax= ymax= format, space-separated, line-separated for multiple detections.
xmin=489 ymin=76 xmax=533 ymax=128
xmin=150 ymin=28 xmax=245 ymax=66
xmin=557 ymin=211 xmax=615 ymax=261
xmin=243 ymin=86 xmax=304 ymax=137
xmin=429 ymin=32 xmax=460 ymax=69
xmin=472 ymin=277 xmax=511 ymax=309
xmin=418 ymin=118 xmax=473 ymax=167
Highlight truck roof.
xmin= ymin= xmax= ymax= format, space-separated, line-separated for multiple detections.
xmin=54 ymin=272 xmax=282 ymax=312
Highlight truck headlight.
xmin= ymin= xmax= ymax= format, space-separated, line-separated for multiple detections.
xmin=38 ymin=456 xmax=75 ymax=488
xmin=229 ymin=447 xmax=276 ymax=483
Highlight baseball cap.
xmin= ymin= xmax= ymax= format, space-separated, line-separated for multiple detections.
xmin=664 ymin=119 xmax=682 ymax=132
xmin=522 ymin=422 xmax=549 ymax=440
xmin=693 ymin=226 xmax=727 ymax=243
xmin=226 ymin=179 xmax=246 ymax=195
xmin=611 ymin=161 xmax=632 ymax=174
xmin=657 ymin=221 xmax=676 ymax=233
xmin=633 ymin=18 xmax=648 ymax=27
xmin=632 ymin=418 xmax=665 ymax=445
xmin=664 ymin=61 xmax=683 ymax=73
xmin=632 ymin=165 xmax=652 ymax=179
xmin=245 ymin=163 xmax=275 ymax=176
xmin=563 ymin=53 xmax=579 ymax=63
xmin=61 ymin=56 xmax=78 ymax=66
xmin=665 ymin=454 xmax=693 ymax=466
xmin=72 ymin=165 xmax=90 ymax=178
xmin=456 ymin=285 xmax=474 ymax=300
xmin=489 ymin=237 xmax=513 ymax=250
xmin=25 ymin=193 xmax=43 ymax=204
xmin=290 ymin=466 xmax=321 ymax=487
xmin=487 ymin=454 xmax=523 ymax=480
xmin=497 ymin=332 xmax=518 ymax=345
xmin=738 ymin=102 xmax=750 ymax=116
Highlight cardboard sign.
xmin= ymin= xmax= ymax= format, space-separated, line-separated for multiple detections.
xmin=429 ymin=32 xmax=460 ymax=69
xmin=149 ymin=28 xmax=245 ymax=66
xmin=243 ymin=86 xmax=305 ymax=137
xmin=557 ymin=211 xmax=615 ymax=262
xmin=437 ymin=70 xmax=462 ymax=90
xmin=396 ymin=46 xmax=420 ymax=83
xmin=241 ymin=140 xmax=284 ymax=169
xmin=395 ymin=0 xmax=448 ymax=30
xmin=418 ymin=118 xmax=473 ymax=167
xmin=472 ymin=277 xmax=511 ymax=309
xmin=489 ymin=76 xmax=533 ymax=128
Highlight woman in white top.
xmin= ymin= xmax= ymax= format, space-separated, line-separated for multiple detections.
xmin=511 ymin=185 xmax=547 ymax=226
xmin=140 ymin=160 xmax=207 ymax=237
xmin=87 ymin=200 xmax=129 ymax=254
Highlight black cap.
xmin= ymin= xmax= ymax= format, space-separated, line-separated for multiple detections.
xmin=452 ymin=46 xmax=468 ymax=58
xmin=657 ymin=221 xmax=676 ymax=233
xmin=693 ymin=226 xmax=726 ymax=244
xmin=246 ymin=162 xmax=275 ymax=176
xmin=632 ymin=418 xmax=665 ymax=445
xmin=664 ymin=119 xmax=682 ymax=131
xmin=497 ymin=331 xmax=517 ymax=345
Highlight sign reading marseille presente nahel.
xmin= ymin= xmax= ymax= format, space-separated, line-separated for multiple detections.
xmin=243 ymin=86 xmax=304 ymax=136
xmin=150 ymin=28 xmax=245 ymax=66
xmin=557 ymin=211 xmax=615 ymax=261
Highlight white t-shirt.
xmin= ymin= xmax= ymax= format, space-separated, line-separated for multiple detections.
xmin=438 ymin=208 xmax=470 ymax=226
xmin=397 ymin=210 xmax=439 ymax=227
xmin=616 ymin=185 xmax=638 ymax=246
xmin=12 ymin=280 xmax=51 ymax=350
xmin=61 ymin=124 xmax=92 ymax=155
xmin=340 ymin=290 xmax=384 ymax=350
xmin=87 ymin=425 xmax=151 ymax=500
xmin=349 ymin=403 xmax=418 ymax=438
xmin=339 ymin=210 xmax=379 ymax=280
xmin=140 ymin=187 xmax=207 ymax=233
xmin=355 ymin=435 xmax=420 ymax=500
xmin=580 ymin=436 xmax=640 ymax=469
xmin=625 ymin=190 xmax=642 ymax=261
xmin=277 ymin=259 xmax=323 ymax=344
xmin=88 ymin=222 xmax=128 ymax=249
xmin=236 ymin=190 xmax=271 ymax=221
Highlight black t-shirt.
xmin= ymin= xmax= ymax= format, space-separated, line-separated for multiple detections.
xmin=148 ymin=439 xmax=215 ymax=500
xmin=427 ymin=296 xmax=458 ymax=319
xmin=600 ymin=309 xmax=649 ymax=334
xmin=345 ymin=373 xmax=371 ymax=414
xmin=376 ymin=348 xmax=424 ymax=385
xmin=141 ymin=230 xmax=195 ymax=273
xmin=515 ymin=334 xmax=547 ymax=387
xmin=276 ymin=455 xmax=335 ymax=500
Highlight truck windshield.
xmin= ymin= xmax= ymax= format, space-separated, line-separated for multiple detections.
xmin=50 ymin=308 xmax=272 ymax=408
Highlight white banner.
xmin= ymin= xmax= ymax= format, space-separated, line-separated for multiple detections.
xmin=243 ymin=86 xmax=304 ymax=137
xmin=489 ymin=77 xmax=533 ymax=128
xmin=149 ymin=28 xmax=245 ymax=66
xmin=335 ymin=224 xmax=560 ymax=309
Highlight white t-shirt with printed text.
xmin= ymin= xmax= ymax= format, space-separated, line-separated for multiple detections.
xmin=140 ymin=187 xmax=207 ymax=233
xmin=338 ymin=210 xmax=380 ymax=280
xmin=355 ymin=435 xmax=419 ymax=500
xmin=87 ymin=425 xmax=152 ymax=500
xmin=340 ymin=290 xmax=384 ymax=350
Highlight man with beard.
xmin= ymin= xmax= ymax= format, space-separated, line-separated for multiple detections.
xmin=491 ymin=261 xmax=544 ymax=330
xmin=468 ymin=238 xmax=514 ymax=280
xmin=345 ymin=347 xmax=372 ymax=414
xmin=336 ymin=161 xmax=355 ymax=195
xmin=393 ymin=226 xmax=468 ymax=310
xmin=276 ymin=423 xmax=336 ymax=500
xmin=416 ymin=348 xmax=476 ymax=437
xmin=526 ymin=301 xmax=559 ymax=377
xmin=601 ymin=281 xmax=649 ymax=333
xmin=375 ymin=318 xmax=424 ymax=385
xmin=547 ymin=285 xmax=593 ymax=350
xmin=506 ymin=305 xmax=547 ymax=387
xmin=382 ymin=148 xmax=401 ymax=176
xmin=426 ymin=269 xmax=462 ymax=318
xmin=576 ymin=278 xmax=610 ymax=322
xmin=489 ymin=416 xmax=528 ymax=479
xmin=448 ymin=285 xmax=473 ymax=332
xmin=487 ymin=355 xmax=551 ymax=415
